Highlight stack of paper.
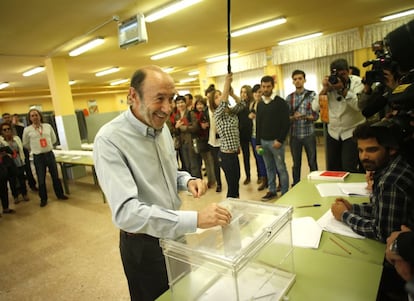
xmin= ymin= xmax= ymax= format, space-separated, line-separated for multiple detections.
xmin=292 ymin=217 xmax=323 ymax=248
xmin=317 ymin=210 xmax=365 ymax=239
xmin=315 ymin=182 xmax=370 ymax=197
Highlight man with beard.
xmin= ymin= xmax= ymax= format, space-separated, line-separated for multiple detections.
xmin=93 ymin=66 xmax=232 ymax=301
xmin=331 ymin=121 xmax=414 ymax=301
xmin=331 ymin=122 xmax=414 ymax=241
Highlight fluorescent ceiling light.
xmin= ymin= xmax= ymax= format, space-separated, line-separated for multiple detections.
xmin=69 ymin=80 xmax=76 ymax=85
xmin=0 ymin=82 xmax=10 ymax=89
xmin=188 ymin=70 xmax=199 ymax=76
xmin=231 ymin=17 xmax=287 ymax=37
xmin=179 ymin=77 xmax=197 ymax=83
xmin=69 ymin=37 xmax=105 ymax=56
xmin=146 ymin=0 xmax=202 ymax=23
xmin=95 ymin=67 xmax=120 ymax=77
xmin=151 ymin=46 xmax=187 ymax=60
xmin=162 ymin=67 xmax=174 ymax=73
xmin=23 ymin=66 xmax=45 ymax=77
xmin=110 ymin=79 xmax=129 ymax=86
xmin=205 ymin=52 xmax=238 ymax=63
xmin=278 ymin=32 xmax=323 ymax=45
xmin=381 ymin=9 xmax=414 ymax=21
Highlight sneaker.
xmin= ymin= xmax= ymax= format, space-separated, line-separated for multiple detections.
xmin=14 ymin=197 xmax=21 ymax=204
xmin=40 ymin=200 xmax=48 ymax=207
xmin=261 ymin=192 xmax=276 ymax=202
xmin=3 ymin=209 xmax=16 ymax=214
xmin=58 ymin=195 xmax=69 ymax=200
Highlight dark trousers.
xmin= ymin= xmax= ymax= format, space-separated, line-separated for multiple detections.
xmin=119 ymin=231 xmax=169 ymax=301
xmin=326 ymin=133 xmax=360 ymax=173
xmin=290 ymin=134 xmax=318 ymax=186
xmin=240 ymin=139 xmax=250 ymax=180
xmin=0 ymin=164 xmax=10 ymax=210
xmin=9 ymin=165 xmax=28 ymax=197
xmin=24 ymin=147 xmax=37 ymax=189
xmin=33 ymin=151 xmax=65 ymax=201
xmin=219 ymin=151 xmax=240 ymax=198
xmin=209 ymin=146 xmax=222 ymax=187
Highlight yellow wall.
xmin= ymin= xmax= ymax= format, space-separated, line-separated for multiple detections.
xmin=0 ymin=90 xmax=129 ymax=116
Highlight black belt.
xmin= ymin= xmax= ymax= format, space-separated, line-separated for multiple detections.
xmin=120 ymin=230 xmax=156 ymax=240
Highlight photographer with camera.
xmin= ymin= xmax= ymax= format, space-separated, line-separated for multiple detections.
xmin=319 ymin=58 xmax=364 ymax=172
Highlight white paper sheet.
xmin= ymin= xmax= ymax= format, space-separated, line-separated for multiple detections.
xmin=315 ymin=182 xmax=369 ymax=197
xmin=317 ymin=209 xmax=365 ymax=239
xmin=292 ymin=217 xmax=323 ymax=249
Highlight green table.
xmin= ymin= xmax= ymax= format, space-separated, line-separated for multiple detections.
xmin=158 ymin=173 xmax=385 ymax=301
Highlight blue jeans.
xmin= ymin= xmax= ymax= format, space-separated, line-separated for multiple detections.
xmin=261 ymin=139 xmax=289 ymax=195
xmin=290 ymin=134 xmax=318 ymax=186
xmin=251 ymin=137 xmax=267 ymax=178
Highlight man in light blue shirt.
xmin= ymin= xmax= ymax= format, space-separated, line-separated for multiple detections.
xmin=93 ymin=66 xmax=232 ymax=301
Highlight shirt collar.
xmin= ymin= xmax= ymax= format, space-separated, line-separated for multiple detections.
xmin=125 ymin=108 xmax=163 ymax=138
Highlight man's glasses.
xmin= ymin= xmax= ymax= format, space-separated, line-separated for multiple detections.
xmin=2 ymin=128 xmax=11 ymax=131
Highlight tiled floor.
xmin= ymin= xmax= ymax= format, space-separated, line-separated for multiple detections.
xmin=0 ymin=143 xmax=326 ymax=300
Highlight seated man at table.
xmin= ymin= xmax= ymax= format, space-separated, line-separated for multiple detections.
xmin=331 ymin=121 xmax=414 ymax=241
xmin=331 ymin=121 xmax=414 ymax=301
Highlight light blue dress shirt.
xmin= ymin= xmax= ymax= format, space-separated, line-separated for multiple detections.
xmin=93 ymin=108 xmax=197 ymax=239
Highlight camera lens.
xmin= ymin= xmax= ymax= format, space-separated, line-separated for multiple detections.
xmin=328 ymin=75 xmax=339 ymax=85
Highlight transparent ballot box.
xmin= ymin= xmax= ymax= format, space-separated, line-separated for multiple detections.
xmin=160 ymin=198 xmax=295 ymax=301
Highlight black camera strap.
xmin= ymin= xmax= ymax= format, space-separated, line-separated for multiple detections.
xmin=292 ymin=90 xmax=313 ymax=112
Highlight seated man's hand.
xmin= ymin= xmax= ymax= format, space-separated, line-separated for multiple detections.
xmin=331 ymin=201 xmax=348 ymax=221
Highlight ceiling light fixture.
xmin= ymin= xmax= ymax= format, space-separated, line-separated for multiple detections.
xmin=188 ymin=70 xmax=199 ymax=76
xmin=381 ymin=9 xmax=414 ymax=21
xmin=150 ymin=46 xmax=188 ymax=60
xmin=0 ymin=82 xmax=10 ymax=89
xmin=69 ymin=37 xmax=105 ymax=57
xmin=110 ymin=79 xmax=129 ymax=86
xmin=22 ymin=66 xmax=45 ymax=77
xmin=69 ymin=80 xmax=76 ymax=85
xmin=205 ymin=52 xmax=238 ymax=63
xmin=179 ymin=77 xmax=197 ymax=83
xmin=145 ymin=0 xmax=202 ymax=23
xmin=162 ymin=67 xmax=175 ymax=73
xmin=278 ymin=32 xmax=323 ymax=45
xmin=231 ymin=17 xmax=287 ymax=37
xmin=95 ymin=67 xmax=120 ymax=77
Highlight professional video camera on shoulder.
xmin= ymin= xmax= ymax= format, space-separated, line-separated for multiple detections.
xmin=362 ymin=41 xmax=394 ymax=86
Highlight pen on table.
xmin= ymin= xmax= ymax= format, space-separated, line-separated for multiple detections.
xmin=296 ymin=203 xmax=321 ymax=208
xmin=329 ymin=237 xmax=352 ymax=255
xmin=333 ymin=233 xmax=368 ymax=255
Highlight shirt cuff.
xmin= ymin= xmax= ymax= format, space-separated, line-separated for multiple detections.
xmin=177 ymin=210 xmax=198 ymax=234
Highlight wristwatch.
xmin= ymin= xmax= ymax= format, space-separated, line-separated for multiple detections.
xmin=389 ymin=239 xmax=399 ymax=255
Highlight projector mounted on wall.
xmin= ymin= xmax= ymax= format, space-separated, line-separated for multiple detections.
xmin=118 ymin=13 xmax=148 ymax=49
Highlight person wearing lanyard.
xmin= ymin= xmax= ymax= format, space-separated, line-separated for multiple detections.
xmin=22 ymin=109 xmax=68 ymax=207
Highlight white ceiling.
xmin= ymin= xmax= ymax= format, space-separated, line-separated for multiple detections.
xmin=0 ymin=0 xmax=413 ymax=97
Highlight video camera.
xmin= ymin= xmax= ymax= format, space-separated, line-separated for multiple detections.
xmin=363 ymin=19 xmax=414 ymax=166
xmin=363 ymin=20 xmax=414 ymax=113
xmin=362 ymin=41 xmax=393 ymax=86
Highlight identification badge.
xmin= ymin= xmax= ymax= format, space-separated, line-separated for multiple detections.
xmin=39 ymin=138 xmax=48 ymax=148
